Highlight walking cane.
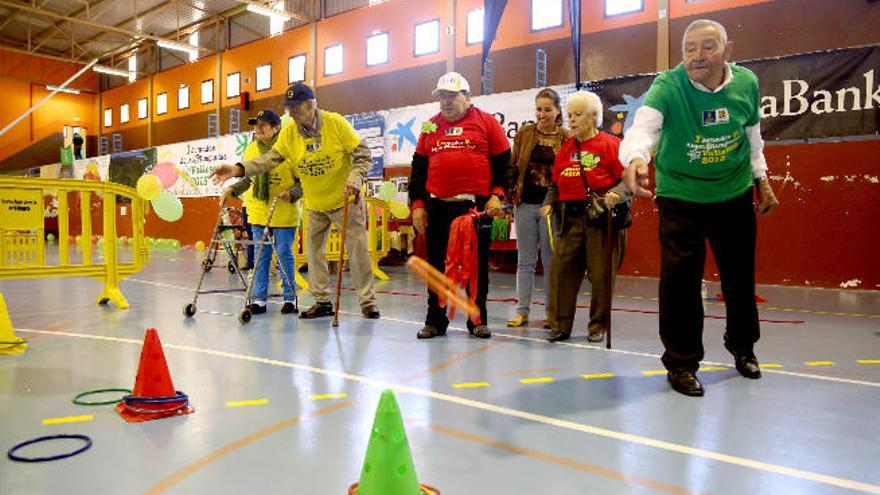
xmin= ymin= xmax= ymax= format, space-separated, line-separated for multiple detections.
xmin=332 ymin=190 xmax=354 ymax=327
xmin=604 ymin=206 xmax=614 ymax=349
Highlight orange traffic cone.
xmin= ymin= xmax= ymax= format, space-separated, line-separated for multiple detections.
xmin=116 ymin=328 xmax=193 ymax=422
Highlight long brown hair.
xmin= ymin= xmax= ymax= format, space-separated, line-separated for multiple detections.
xmin=535 ymin=88 xmax=563 ymax=126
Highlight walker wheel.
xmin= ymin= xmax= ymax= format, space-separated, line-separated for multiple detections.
xmin=202 ymin=259 xmax=212 ymax=272
xmin=238 ymin=308 xmax=252 ymax=324
xmin=183 ymin=303 xmax=196 ymax=317
xmin=227 ymin=261 xmax=236 ymax=273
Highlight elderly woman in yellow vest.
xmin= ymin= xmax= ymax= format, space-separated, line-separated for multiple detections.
xmin=224 ymin=109 xmax=302 ymax=315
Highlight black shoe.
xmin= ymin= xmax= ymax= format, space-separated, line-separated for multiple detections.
xmin=468 ymin=325 xmax=491 ymax=339
xmin=724 ymin=341 xmax=762 ymax=379
xmin=247 ymin=303 xmax=267 ymax=315
xmin=299 ymin=302 xmax=333 ymax=319
xmin=587 ymin=329 xmax=606 ymax=343
xmin=546 ymin=332 xmax=570 ymax=343
xmin=362 ymin=305 xmax=381 ymax=319
xmin=417 ymin=325 xmax=446 ymax=339
xmin=281 ymin=302 xmax=298 ymax=314
xmin=667 ymin=370 xmax=704 ymax=397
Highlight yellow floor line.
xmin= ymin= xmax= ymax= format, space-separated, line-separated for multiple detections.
xmin=582 ymin=373 xmax=616 ymax=380
xmin=19 ymin=328 xmax=880 ymax=494
xmin=226 ymin=399 xmax=269 ymax=408
xmin=641 ymin=370 xmax=667 ymax=376
xmin=698 ymin=366 xmax=730 ymax=372
xmin=805 ymin=361 xmax=835 ymax=366
xmin=309 ymin=393 xmax=348 ymax=400
xmin=520 ymin=377 xmax=555 ymax=384
xmin=857 ymin=360 xmax=880 ymax=365
xmin=42 ymin=415 xmax=93 ymax=425
xmin=761 ymin=363 xmax=783 ymax=368
xmin=453 ymin=382 xmax=490 ymax=389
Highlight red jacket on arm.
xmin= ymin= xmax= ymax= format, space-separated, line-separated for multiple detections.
xmin=553 ymin=131 xmax=624 ymax=201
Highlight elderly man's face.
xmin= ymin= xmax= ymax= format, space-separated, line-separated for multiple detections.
xmin=683 ymin=26 xmax=730 ymax=89
xmin=253 ymin=121 xmax=279 ymax=144
xmin=567 ymin=100 xmax=597 ymax=139
xmin=288 ymin=100 xmax=317 ymax=127
xmin=436 ymin=90 xmax=470 ymax=122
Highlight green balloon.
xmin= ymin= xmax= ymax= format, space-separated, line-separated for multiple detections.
xmin=378 ymin=181 xmax=396 ymax=202
xmin=151 ymin=192 xmax=184 ymax=222
xmin=46 ymin=233 xmax=56 ymax=242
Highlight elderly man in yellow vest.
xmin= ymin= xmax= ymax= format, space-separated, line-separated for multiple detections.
xmin=223 ymin=109 xmax=301 ymax=315
xmin=211 ymin=83 xmax=379 ymax=320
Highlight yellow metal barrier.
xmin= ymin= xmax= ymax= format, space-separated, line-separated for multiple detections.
xmin=292 ymin=197 xmax=391 ymax=290
xmin=0 ymin=177 xmax=149 ymax=309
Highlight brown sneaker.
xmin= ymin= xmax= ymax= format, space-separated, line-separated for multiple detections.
xmin=417 ymin=325 xmax=446 ymax=339
xmin=506 ymin=314 xmax=528 ymax=328
xmin=469 ymin=325 xmax=491 ymax=339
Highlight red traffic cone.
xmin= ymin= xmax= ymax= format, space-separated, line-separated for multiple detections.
xmin=116 ymin=328 xmax=194 ymax=422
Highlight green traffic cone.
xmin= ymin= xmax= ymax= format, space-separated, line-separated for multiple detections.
xmin=357 ymin=390 xmax=421 ymax=495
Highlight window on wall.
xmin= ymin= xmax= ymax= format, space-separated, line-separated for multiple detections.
xmin=201 ymin=79 xmax=214 ymax=104
xmin=324 ymin=44 xmax=343 ymax=76
xmin=269 ymin=0 xmax=285 ymax=36
xmin=366 ymin=32 xmax=389 ymax=67
xmin=227 ymin=72 xmax=240 ymax=98
xmin=120 ymin=103 xmax=130 ymax=124
xmin=288 ymin=54 xmax=306 ymax=83
xmin=137 ymin=98 xmax=148 ymax=119
xmin=414 ymin=19 xmax=440 ymax=56
xmin=178 ymin=85 xmax=190 ymax=110
xmin=466 ymin=8 xmax=484 ymax=45
xmin=256 ymin=64 xmax=272 ymax=91
xmin=156 ymin=92 xmax=168 ymax=115
xmin=605 ymin=0 xmax=643 ymax=16
xmin=103 ymin=108 xmax=112 ymax=128
xmin=531 ymin=0 xmax=563 ymax=31
xmin=128 ymin=55 xmax=137 ymax=83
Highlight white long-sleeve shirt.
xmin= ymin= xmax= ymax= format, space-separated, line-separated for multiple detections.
xmin=618 ymin=65 xmax=768 ymax=180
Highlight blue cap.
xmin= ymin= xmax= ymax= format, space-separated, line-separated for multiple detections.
xmin=247 ymin=109 xmax=282 ymax=127
xmin=283 ymin=82 xmax=315 ymax=106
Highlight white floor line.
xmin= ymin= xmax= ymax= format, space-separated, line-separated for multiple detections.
xmin=16 ymin=327 xmax=880 ymax=494
xmin=127 ymin=277 xmax=880 ymax=389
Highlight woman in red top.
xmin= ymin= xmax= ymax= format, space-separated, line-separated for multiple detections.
xmin=541 ymin=91 xmax=632 ymax=342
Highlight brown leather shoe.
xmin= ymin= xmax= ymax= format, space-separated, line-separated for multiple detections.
xmin=546 ymin=332 xmax=570 ymax=343
xmin=667 ymin=370 xmax=704 ymax=397
xmin=541 ymin=319 xmax=553 ymax=329
xmin=724 ymin=341 xmax=761 ymax=379
xmin=587 ymin=329 xmax=605 ymax=343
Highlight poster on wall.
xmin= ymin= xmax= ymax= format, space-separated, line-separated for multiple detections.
xmin=72 ymin=155 xmax=111 ymax=182
xmin=156 ymin=133 xmax=252 ymax=198
xmin=346 ymin=111 xmax=386 ymax=179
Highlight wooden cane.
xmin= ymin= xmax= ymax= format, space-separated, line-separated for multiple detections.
xmin=332 ymin=192 xmax=352 ymax=327
xmin=605 ymin=206 xmax=614 ymax=349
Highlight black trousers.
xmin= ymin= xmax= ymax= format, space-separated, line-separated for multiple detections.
xmin=425 ymin=197 xmax=492 ymax=331
xmin=657 ymin=190 xmax=760 ymax=372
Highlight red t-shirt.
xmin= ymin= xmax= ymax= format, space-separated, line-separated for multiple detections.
xmin=415 ymin=106 xmax=510 ymax=200
xmin=553 ymin=131 xmax=624 ymax=201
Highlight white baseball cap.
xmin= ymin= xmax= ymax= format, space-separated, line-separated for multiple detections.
xmin=433 ymin=72 xmax=470 ymax=95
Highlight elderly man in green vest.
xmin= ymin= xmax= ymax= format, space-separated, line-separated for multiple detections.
xmin=620 ymin=19 xmax=779 ymax=397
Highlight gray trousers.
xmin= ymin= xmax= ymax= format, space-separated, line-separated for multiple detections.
xmin=514 ymin=203 xmax=553 ymax=316
xmin=306 ymin=200 xmax=376 ymax=308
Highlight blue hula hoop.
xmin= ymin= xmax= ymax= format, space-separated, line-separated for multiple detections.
xmin=7 ymin=434 xmax=92 ymax=463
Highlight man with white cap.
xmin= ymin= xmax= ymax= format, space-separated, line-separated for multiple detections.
xmin=409 ymin=72 xmax=511 ymax=339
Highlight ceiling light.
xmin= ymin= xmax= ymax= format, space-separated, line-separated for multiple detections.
xmin=47 ymin=85 xmax=80 ymax=95
xmin=93 ymin=65 xmax=131 ymax=77
xmin=246 ymin=3 xmax=290 ymax=21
